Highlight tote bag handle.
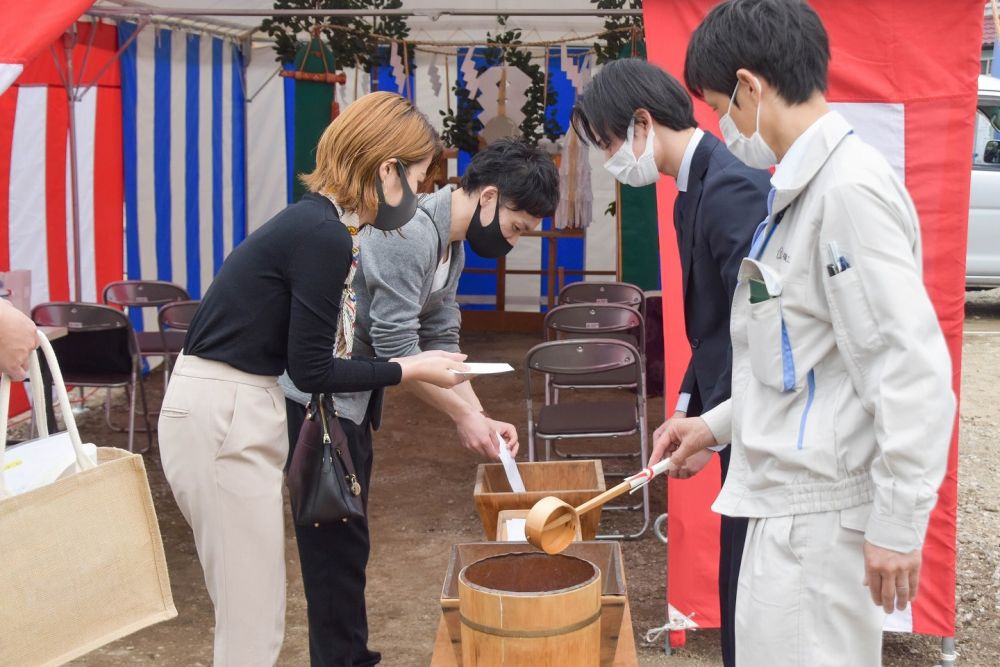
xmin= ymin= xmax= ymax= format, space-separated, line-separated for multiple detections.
xmin=0 ymin=330 xmax=94 ymax=497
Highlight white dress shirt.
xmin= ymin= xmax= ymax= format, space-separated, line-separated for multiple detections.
xmin=674 ymin=127 xmax=705 ymax=414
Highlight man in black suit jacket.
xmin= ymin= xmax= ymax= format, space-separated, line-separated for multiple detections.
xmin=572 ymin=58 xmax=770 ymax=667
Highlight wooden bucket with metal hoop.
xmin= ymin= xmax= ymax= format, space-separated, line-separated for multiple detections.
xmin=457 ymin=552 xmax=601 ymax=667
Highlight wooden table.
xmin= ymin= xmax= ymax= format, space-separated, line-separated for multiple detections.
xmin=428 ymin=600 xmax=639 ymax=666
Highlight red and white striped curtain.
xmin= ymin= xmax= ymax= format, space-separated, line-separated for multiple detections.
xmin=0 ymin=21 xmax=123 ymax=308
xmin=0 ymin=20 xmax=123 ymax=415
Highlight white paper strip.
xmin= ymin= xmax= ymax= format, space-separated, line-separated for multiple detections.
xmin=475 ymin=66 xmax=500 ymax=121
xmin=461 ymin=46 xmax=480 ymax=98
xmin=579 ymin=53 xmax=594 ymax=89
xmin=390 ymin=42 xmax=407 ymax=93
xmin=503 ymin=518 xmax=527 ymax=541
xmin=427 ymin=52 xmax=441 ymax=97
xmin=561 ymin=44 xmax=580 ymax=91
xmin=504 ymin=67 xmax=532 ymax=128
xmin=497 ymin=432 xmax=526 ymax=492
xmin=884 ymin=602 xmax=913 ymax=632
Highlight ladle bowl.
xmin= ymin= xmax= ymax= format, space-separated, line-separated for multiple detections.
xmin=525 ymin=496 xmax=580 ymax=555
xmin=525 ymin=457 xmax=678 ymax=554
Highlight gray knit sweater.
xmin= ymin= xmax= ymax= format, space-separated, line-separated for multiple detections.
xmin=279 ymin=186 xmax=464 ymax=425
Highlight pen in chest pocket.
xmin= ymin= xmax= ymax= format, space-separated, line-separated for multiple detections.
xmin=825 ymin=241 xmax=851 ymax=277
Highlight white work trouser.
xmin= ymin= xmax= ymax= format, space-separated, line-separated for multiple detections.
xmin=736 ymin=509 xmax=885 ymax=666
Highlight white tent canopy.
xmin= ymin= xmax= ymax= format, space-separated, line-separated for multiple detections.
xmin=87 ymin=0 xmax=622 ymax=313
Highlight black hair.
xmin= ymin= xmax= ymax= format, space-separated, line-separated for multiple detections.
xmin=460 ymin=138 xmax=560 ymax=219
xmin=570 ymin=59 xmax=697 ymax=148
xmin=684 ymin=0 xmax=830 ymax=105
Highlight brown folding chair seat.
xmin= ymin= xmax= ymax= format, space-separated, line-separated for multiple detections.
xmin=535 ymin=399 xmax=639 ymax=436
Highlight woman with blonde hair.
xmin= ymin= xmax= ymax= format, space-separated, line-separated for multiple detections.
xmin=157 ymin=92 xmax=466 ymax=666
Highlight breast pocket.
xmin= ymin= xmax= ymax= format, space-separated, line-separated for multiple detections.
xmin=740 ymin=258 xmax=798 ymax=393
xmin=826 ymin=267 xmax=884 ymax=362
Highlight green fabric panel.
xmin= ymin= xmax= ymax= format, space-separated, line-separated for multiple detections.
xmin=291 ymin=41 xmax=337 ymax=202
xmin=615 ymin=41 xmax=658 ymax=289
xmin=619 ymin=183 xmax=660 ymax=290
xmin=618 ymin=40 xmax=647 ymax=60
xmin=292 ymin=82 xmax=334 ymax=202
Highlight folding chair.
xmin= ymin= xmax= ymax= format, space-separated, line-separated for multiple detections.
xmin=544 ymin=303 xmax=645 ymax=400
xmin=158 ymin=300 xmax=199 ymax=357
xmin=31 ymin=302 xmax=153 ymax=453
xmin=541 ymin=308 xmax=649 ymax=510
xmin=103 ymin=280 xmax=189 ymax=392
xmin=524 ymin=338 xmax=650 ymax=539
xmin=557 ymin=281 xmax=646 ymax=320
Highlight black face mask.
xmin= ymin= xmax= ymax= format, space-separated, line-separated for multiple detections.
xmin=372 ymin=161 xmax=418 ymax=231
xmin=466 ymin=198 xmax=514 ymax=259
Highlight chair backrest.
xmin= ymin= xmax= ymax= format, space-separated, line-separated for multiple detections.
xmin=31 ymin=302 xmax=139 ymax=376
xmin=158 ymin=300 xmax=200 ymax=332
xmin=33 ymin=302 xmax=131 ymax=333
xmin=544 ymin=303 xmax=645 ymax=350
xmin=524 ymin=338 xmax=643 ymax=398
xmin=557 ymin=281 xmax=645 ymax=318
xmin=103 ymin=280 xmax=189 ymax=308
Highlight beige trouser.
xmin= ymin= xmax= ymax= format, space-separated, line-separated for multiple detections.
xmin=158 ymin=353 xmax=288 ymax=666
xmin=736 ymin=508 xmax=885 ymax=667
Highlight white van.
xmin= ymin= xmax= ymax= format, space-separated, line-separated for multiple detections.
xmin=969 ymin=75 xmax=1000 ymax=288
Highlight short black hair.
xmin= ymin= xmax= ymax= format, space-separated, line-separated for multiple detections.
xmin=460 ymin=138 xmax=560 ymax=219
xmin=570 ymin=59 xmax=697 ymax=148
xmin=684 ymin=0 xmax=830 ymax=105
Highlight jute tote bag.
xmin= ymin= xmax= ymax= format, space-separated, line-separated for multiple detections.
xmin=0 ymin=331 xmax=176 ymax=666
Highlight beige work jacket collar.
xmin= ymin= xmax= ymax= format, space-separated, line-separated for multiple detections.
xmin=770 ymin=111 xmax=854 ymax=216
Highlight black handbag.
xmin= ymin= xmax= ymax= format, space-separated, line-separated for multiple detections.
xmin=287 ymin=394 xmax=365 ymax=526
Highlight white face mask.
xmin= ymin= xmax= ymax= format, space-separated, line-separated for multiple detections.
xmin=719 ymin=79 xmax=777 ymax=169
xmin=603 ymin=117 xmax=661 ymax=187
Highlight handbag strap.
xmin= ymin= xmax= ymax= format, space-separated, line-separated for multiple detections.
xmin=0 ymin=330 xmax=95 ymax=498
xmin=314 ymin=393 xmax=361 ymax=481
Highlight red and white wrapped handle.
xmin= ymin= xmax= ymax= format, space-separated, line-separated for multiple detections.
xmin=625 ymin=457 xmax=679 ymax=491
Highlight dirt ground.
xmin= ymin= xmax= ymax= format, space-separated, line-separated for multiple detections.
xmin=44 ymin=289 xmax=1000 ymax=666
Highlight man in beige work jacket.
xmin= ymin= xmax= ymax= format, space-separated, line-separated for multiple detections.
xmin=649 ymin=1 xmax=956 ymax=665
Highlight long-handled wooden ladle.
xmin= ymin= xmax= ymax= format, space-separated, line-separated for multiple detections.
xmin=525 ymin=458 xmax=678 ymax=554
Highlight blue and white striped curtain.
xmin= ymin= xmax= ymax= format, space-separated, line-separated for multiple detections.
xmin=118 ymin=23 xmax=247 ymax=330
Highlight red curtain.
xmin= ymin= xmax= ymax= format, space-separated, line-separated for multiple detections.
xmin=643 ymin=0 xmax=982 ymax=637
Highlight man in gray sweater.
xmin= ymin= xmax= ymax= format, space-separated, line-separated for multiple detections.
xmin=339 ymin=139 xmax=560 ymax=457
xmin=283 ymin=137 xmax=560 ymax=457
xmin=279 ymin=138 xmax=560 ymax=667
